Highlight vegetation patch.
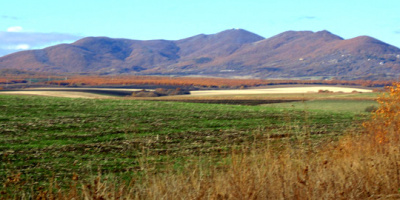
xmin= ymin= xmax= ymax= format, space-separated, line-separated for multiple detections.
xmin=194 ymin=57 xmax=213 ymax=64
xmin=131 ymin=88 xmax=190 ymax=97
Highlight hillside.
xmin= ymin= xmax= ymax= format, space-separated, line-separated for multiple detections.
xmin=0 ymin=29 xmax=399 ymax=80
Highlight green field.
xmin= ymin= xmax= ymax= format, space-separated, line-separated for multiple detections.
xmin=0 ymin=94 xmax=373 ymax=189
xmin=263 ymin=99 xmax=378 ymax=113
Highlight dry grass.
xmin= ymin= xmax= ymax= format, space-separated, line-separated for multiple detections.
xmin=2 ymin=85 xmax=400 ymax=199
xmin=5 ymin=133 xmax=399 ymax=199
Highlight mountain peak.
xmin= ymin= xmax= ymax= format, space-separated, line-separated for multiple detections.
xmin=312 ymin=30 xmax=344 ymax=42
xmin=274 ymin=30 xmax=343 ymax=40
xmin=176 ymin=29 xmax=264 ymax=57
xmin=315 ymin=30 xmax=334 ymax=35
xmin=213 ymin=28 xmax=265 ymax=43
xmin=349 ymin=35 xmax=385 ymax=44
xmin=218 ymin=28 xmax=257 ymax=34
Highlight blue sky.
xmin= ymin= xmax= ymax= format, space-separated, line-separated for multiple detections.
xmin=1 ymin=0 xmax=399 ymax=56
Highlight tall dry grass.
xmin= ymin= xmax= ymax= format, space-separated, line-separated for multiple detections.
xmin=3 ymin=84 xmax=400 ymax=199
xmin=10 ymin=136 xmax=397 ymax=200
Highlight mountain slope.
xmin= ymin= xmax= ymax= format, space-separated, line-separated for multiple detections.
xmin=176 ymin=28 xmax=264 ymax=57
xmin=0 ymin=29 xmax=399 ymax=79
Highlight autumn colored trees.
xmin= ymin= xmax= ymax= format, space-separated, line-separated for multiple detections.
xmin=363 ymin=82 xmax=400 ymax=144
xmin=0 ymin=74 xmax=395 ymax=89
xmin=44 ymin=75 xmax=394 ymax=88
xmin=0 ymin=78 xmax=27 ymax=84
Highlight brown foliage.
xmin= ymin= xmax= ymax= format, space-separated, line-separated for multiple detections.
xmin=45 ymin=75 xmax=394 ymax=88
xmin=0 ymin=78 xmax=27 ymax=84
xmin=363 ymin=82 xmax=400 ymax=144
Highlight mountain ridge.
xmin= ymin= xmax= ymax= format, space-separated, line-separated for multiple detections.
xmin=0 ymin=29 xmax=399 ymax=80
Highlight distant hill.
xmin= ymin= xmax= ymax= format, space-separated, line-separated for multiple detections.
xmin=0 ymin=29 xmax=399 ymax=80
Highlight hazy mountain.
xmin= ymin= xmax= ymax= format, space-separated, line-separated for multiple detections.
xmin=176 ymin=28 xmax=264 ymax=57
xmin=0 ymin=29 xmax=399 ymax=80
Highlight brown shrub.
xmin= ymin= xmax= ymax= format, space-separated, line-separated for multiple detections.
xmin=131 ymin=88 xmax=190 ymax=97
xmin=131 ymin=89 xmax=160 ymax=97
xmin=363 ymin=82 xmax=400 ymax=144
xmin=318 ymin=89 xmax=333 ymax=93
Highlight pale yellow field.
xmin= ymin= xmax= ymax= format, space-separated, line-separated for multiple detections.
xmin=190 ymin=86 xmax=372 ymax=96
xmin=0 ymin=86 xmax=373 ymax=99
xmin=0 ymin=91 xmax=114 ymax=98
xmin=0 ymin=88 xmax=143 ymax=98
xmin=25 ymin=87 xmax=142 ymax=91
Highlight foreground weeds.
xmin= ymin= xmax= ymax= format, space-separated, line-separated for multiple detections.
xmin=3 ymin=133 xmax=400 ymax=199
xmin=2 ymin=84 xmax=400 ymax=199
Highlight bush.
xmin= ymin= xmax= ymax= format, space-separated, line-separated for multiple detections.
xmin=364 ymin=105 xmax=378 ymax=112
xmin=363 ymin=82 xmax=400 ymax=144
xmin=131 ymin=89 xmax=159 ymax=97
xmin=318 ymin=89 xmax=333 ymax=93
xmin=131 ymin=88 xmax=190 ymax=97
xmin=165 ymin=88 xmax=190 ymax=95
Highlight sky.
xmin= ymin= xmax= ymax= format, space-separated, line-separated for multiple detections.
xmin=1 ymin=0 xmax=399 ymax=56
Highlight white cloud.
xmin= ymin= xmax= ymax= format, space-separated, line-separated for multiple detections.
xmin=14 ymin=44 xmax=30 ymax=50
xmin=7 ymin=26 xmax=23 ymax=32
xmin=3 ymin=44 xmax=30 ymax=51
xmin=0 ymin=31 xmax=82 ymax=56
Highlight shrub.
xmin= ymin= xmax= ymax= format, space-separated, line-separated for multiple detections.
xmin=363 ymin=82 xmax=400 ymax=144
xmin=131 ymin=88 xmax=190 ymax=97
xmin=318 ymin=89 xmax=332 ymax=93
xmin=165 ymin=88 xmax=190 ymax=95
xmin=364 ymin=105 xmax=378 ymax=112
xmin=131 ymin=89 xmax=159 ymax=97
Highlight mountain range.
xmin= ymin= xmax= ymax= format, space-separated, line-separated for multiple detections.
xmin=1 ymin=29 xmax=399 ymax=80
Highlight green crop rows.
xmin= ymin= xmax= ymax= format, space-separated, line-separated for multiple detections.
xmin=0 ymin=95 xmax=370 ymax=187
